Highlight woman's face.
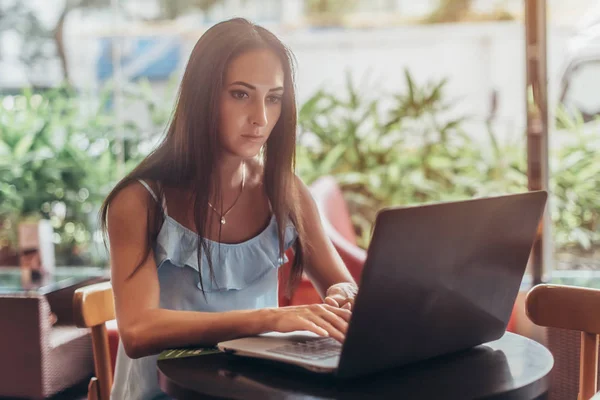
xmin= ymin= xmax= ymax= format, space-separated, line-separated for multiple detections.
xmin=219 ymin=48 xmax=284 ymax=159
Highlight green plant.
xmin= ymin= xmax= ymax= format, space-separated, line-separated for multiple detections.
xmin=304 ymin=0 xmax=359 ymax=26
xmin=423 ymin=0 xmax=515 ymax=24
xmin=297 ymin=70 xmax=527 ymax=247
xmin=551 ymin=107 xmax=600 ymax=252
xmin=297 ymin=70 xmax=599 ymax=256
xmin=1 ymin=88 xmax=95 ymax=257
xmin=425 ymin=0 xmax=473 ymax=23
xmin=0 ymin=81 xmax=171 ymax=266
xmin=305 ymin=0 xmax=358 ymax=15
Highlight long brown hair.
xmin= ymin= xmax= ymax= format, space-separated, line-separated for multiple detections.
xmin=100 ymin=18 xmax=307 ymax=296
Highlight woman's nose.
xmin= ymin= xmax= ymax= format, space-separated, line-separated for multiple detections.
xmin=249 ymin=101 xmax=268 ymax=127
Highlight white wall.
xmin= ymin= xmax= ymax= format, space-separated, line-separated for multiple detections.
xmin=279 ymin=22 xmax=574 ymax=137
xmin=62 ymin=20 xmax=578 ymax=144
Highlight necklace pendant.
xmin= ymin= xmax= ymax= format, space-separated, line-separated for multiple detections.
xmin=220 ymin=217 xmax=226 ymax=225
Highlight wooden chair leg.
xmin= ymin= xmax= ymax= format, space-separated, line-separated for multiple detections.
xmin=88 ymin=377 xmax=99 ymax=400
xmin=91 ymin=325 xmax=113 ymax=400
xmin=579 ymin=332 xmax=599 ymax=400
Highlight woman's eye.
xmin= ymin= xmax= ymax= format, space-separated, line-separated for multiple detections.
xmin=231 ymin=90 xmax=248 ymax=100
xmin=267 ymin=95 xmax=282 ymax=104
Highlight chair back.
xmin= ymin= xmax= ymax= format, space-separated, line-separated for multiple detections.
xmin=309 ymin=176 xmax=367 ymax=282
xmin=73 ymin=282 xmax=115 ymax=400
xmin=526 ymin=284 xmax=600 ymax=400
xmin=310 ymin=176 xmax=357 ymax=244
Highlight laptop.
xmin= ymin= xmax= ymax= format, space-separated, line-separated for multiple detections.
xmin=218 ymin=191 xmax=548 ymax=378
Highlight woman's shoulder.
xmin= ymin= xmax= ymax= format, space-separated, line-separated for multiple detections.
xmin=107 ymin=179 xmax=162 ymax=226
xmin=134 ymin=178 xmax=161 ymax=195
xmin=115 ymin=179 xmax=161 ymax=204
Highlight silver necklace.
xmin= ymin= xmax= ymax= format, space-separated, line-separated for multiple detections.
xmin=208 ymin=163 xmax=246 ymax=225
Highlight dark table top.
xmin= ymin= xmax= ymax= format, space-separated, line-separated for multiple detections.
xmin=0 ymin=266 xmax=107 ymax=295
xmin=157 ymin=331 xmax=553 ymax=400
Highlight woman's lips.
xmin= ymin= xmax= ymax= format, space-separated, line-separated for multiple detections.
xmin=241 ymin=135 xmax=264 ymax=142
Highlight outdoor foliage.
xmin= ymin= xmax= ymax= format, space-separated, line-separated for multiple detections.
xmin=297 ymin=70 xmax=599 ymax=255
xmin=424 ymin=0 xmax=515 ymax=24
xmin=0 ymin=80 xmax=171 ymax=265
xmin=551 ymin=107 xmax=600 ymax=253
xmin=0 ymin=71 xmax=597 ymax=267
xmin=297 ymin=69 xmax=528 ymax=247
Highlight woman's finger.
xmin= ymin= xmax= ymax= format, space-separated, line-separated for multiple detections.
xmin=327 ymin=293 xmax=355 ymax=309
xmin=320 ymin=304 xmax=352 ymax=322
xmin=327 ymin=293 xmax=346 ymax=304
xmin=297 ymin=318 xmax=330 ymax=338
xmin=307 ymin=314 xmax=345 ymax=343
xmin=324 ymin=296 xmax=339 ymax=307
xmin=312 ymin=305 xmax=349 ymax=335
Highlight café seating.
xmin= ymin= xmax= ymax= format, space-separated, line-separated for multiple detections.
xmin=73 ymin=281 xmax=115 ymax=400
xmin=527 ymin=284 xmax=600 ymax=400
xmin=0 ymin=291 xmax=94 ymax=398
xmin=309 ymin=176 xmax=367 ymax=283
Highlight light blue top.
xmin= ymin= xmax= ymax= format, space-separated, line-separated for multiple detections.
xmin=110 ymin=180 xmax=298 ymax=400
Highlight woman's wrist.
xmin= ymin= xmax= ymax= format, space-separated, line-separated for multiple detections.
xmin=249 ymin=307 xmax=277 ymax=334
xmin=326 ymin=281 xmax=357 ymax=295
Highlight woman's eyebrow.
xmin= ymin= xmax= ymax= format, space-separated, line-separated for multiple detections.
xmin=230 ymin=81 xmax=284 ymax=92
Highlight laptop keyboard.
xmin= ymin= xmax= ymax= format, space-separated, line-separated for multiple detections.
xmin=266 ymin=337 xmax=342 ymax=361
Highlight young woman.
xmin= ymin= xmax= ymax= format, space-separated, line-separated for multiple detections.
xmin=101 ymin=18 xmax=357 ymax=399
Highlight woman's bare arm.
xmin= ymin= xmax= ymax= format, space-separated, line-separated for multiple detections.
xmin=294 ymin=176 xmax=356 ymax=298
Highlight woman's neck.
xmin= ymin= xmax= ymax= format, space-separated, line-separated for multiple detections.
xmin=214 ymin=156 xmax=246 ymax=197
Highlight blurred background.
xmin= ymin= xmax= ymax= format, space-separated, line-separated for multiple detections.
xmin=0 ymin=0 xmax=598 ymax=280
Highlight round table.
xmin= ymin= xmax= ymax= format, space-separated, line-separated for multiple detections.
xmin=157 ymin=332 xmax=553 ymax=399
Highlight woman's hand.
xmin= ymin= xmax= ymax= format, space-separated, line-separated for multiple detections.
xmin=266 ymin=304 xmax=351 ymax=343
xmin=324 ymin=282 xmax=358 ymax=310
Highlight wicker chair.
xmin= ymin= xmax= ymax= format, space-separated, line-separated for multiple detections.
xmin=527 ymin=284 xmax=600 ymax=400
xmin=0 ymin=291 xmax=95 ymax=398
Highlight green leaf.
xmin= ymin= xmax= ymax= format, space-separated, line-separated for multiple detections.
xmin=13 ymin=133 xmax=36 ymax=159
xmin=319 ymin=144 xmax=346 ymax=173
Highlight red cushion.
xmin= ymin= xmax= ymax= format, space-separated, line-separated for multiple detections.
xmin=310 ymin=176 xmax=357 ymax=244
xmin=309 ymin=177 xmax=367 ymax=283
xmin=280 ymin=177 xmax=367 ymax=306
xmin=506 ymin=307 xmax=517 ymax=333
xmin=105 ymin=319 xmax=119 ymax=376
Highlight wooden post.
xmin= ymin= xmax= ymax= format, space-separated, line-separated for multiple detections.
xmin=524 ymin=0 xmax=549 ymax=285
